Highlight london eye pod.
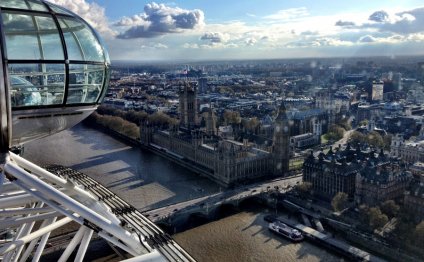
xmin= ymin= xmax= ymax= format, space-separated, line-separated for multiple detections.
xmin=0 ymin=0 xmax=111 ymax=151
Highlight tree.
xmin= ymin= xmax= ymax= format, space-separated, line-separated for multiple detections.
xmin=349 ymin=131 xmax=367 ymax=145
xmin=380 ymin=200 xmax=400 ymax=218
xmin=331 ymin=192 xmax=348 ymax=212
xmin=394 ymin=220 xmax=415 ymax=242
xmin=367 ymin=131 xmax=384 ymax=148
xmin=148 ymin=112 xmax=178 ymax=127
xmin=350 ymin=130 xmax=385 ymax=149
xmin=413 ymin=221 xmax=424 ymax=248
xmin=339 ymin=117 xmax=352 ymax=131
xmin=383 ymin=134 xmax=392 ymax=151
xmin=223 ymin=110 xmax=241 ymax=125
xmin=359 ymin=120 xmax=368 ymax=127
xmin=125 ymin=110 xmax=148 ymax=126
xmin=296 ymin=182 xmax=312 ymax=198
xmin=325 ymin=125 xmax=345 ymax=141
xmin=368 ymin=207 xmax=388 ymax=230
xmin=243 ymin=117 xmax=260 ymax=133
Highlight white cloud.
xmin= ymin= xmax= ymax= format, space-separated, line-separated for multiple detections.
xmin=141 ymin=42 xmax=169 ymax=49
xmin=245 ymin=38 xmax=257 ymax=46
xmin=182 ymin=43 xmax=200 ymax=49
xmin=369 ymin=10 xmax=389 ymax=23
xmin=264 ymin=7 xmax=309 ymax=21
xmin=50 ymin=1 xmax=424 ymax=60
xmin=359 ymin=7 xmax=424 ymax=35
xmin=335 ymin=20 xmax=356 ymax=27
xmin=47 ymin=0 xmax=115 ymax=38
xmin=286 ymin=37 xmax=354 ymax=48
xmin=115 ymin=2 xmax=204 ymax=39
xmin=358 ymin=35 xmax=377 ymax=43
xmin=200 ymin=32 xmax=230 ymax=43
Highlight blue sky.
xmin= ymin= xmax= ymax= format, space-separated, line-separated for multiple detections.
xmin=49 ymin=0 xmax=424 ymax=61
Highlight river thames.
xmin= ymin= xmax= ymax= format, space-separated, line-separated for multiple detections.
xmin=24 ymin=124 xmax=220 ymax=211
xmin=24 ymin=124 xmax=342 ymax=261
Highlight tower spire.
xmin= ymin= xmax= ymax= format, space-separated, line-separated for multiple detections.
xmin=276 ymin=99 xmax=288 ymax=121
xmin=272 ymin=100 xmax=290 ymax=176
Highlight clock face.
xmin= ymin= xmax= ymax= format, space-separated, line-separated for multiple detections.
xmin=283 ymin=126 xmax=289 ymax=133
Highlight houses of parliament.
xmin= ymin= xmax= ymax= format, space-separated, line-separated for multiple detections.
xmin=140 ymin=83 xmax=291 ymax=186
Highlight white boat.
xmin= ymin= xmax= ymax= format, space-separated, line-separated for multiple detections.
xmin=269 ymin=221 xmax=304 ymax=242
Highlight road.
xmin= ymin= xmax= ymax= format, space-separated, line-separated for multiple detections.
xmin=143 ymin=175 xmax=302 ymax=222
xmin=334 ymin=129 xmax=354 ymax=148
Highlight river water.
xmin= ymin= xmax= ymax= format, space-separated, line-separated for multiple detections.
xmin=24 ymin=124 xmax=220 ymax=210
xmin=175 ymin=210 xmax=343 ymax=262
xmin=24 ymin=124 xmax=342 ymax=261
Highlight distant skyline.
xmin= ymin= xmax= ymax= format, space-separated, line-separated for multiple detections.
xmin=48 ymin=0 xmax=424 ymax=61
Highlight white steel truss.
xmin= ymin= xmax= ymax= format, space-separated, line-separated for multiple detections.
xmin=0 ymin=152 xmax=194 ymax=261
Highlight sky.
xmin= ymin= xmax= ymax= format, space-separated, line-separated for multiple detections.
xmin=48 ymin=0 xmax=424 ymax=61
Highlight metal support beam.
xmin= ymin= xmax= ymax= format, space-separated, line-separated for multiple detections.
xmin=0 ymin=207 xmax=53 ymax=216
xmin=121 ymin=251 xmax=166 ymax=262
xmin=0 ymin=217 xmax=72 ymax=255
xmin=31 ymin=216 xmax=57 ymax=262
xmin=5 ymin=202 xmax=44 ymax=262
xmin=0 ymin=211 xmax=59 ymax=229
xmin=0 ymin=152 xmax=192 ymax=261
xmin=74 ymin=227 xmax=93 ymax=262
xmin=58 ymin=226 xmax=86 ymax=262
xmin=4 ymin=161 xmax=143 ymax=255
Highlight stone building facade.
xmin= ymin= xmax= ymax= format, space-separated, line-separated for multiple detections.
xmin=140 ymin=83 xmax=291 ymax=186
xmin=304 ymin=144 xmax=412 ymax=206
xmin=404 ymin=176 xmax=424 ymax=222
xmin=179 ymin=83 xmax=198 ymax=128
xmin=355 ymin=162 xmax=412 ymax=206
xmin=390 ymin=131 xmax=424 ymax=164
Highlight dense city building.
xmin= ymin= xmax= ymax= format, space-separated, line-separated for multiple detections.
xmin=391 ymin=129 xmax=424 ymax=163
xmin=315 ymin=89 xmax=350 ymax=126
xmin=355 ymin=162 xmax=412 ymax=206
xmin=140 ymin=83 xmax=292 ymax=186
xmin=303 ymin=145 xmax=395 ymax=201
xmin=404 ymin=175 xmax=424 ymax=222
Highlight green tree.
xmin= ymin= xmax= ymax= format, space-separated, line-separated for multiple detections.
xmin=223 ymin=110 xmax=241 ymax=125
xmin=413 ymin=221 xmax=424 ymax=248
xmin=359 ymin=120 xmax=368 ymax=126
xmin=325 ymin=125 xmax=345 ymax=141
xmin=148 ymin=112 xmax=178 ymax=127
xmin=349 ymin=131 xmax=367 ymax=144
xmin=331 ymin=192 xmax=348 ymax=212
xmin=339 ymin=118 xmax=352 ymax=131
xmin=380 ymin=200 xmax=400 ymax=218
xmin=125 ymin=110 xmax=148 ymax=126
xmin=243 ymin=117 xmax=260 ymax=133
xmin=383 ymin=134 xmax=392 ymax=151
xmin=394 ymin=220 xmax=415 ymax=242
xmin=296 ymin=182 xmax=312 ymax=198
xmin=350 ymin=130 xmax=385 ymax=149
xmin=88 ymin=112 xmax=140 ymax=140
xmin=367 ymin=131 xmax=384 ymax=148
xmin=368 ymin=207 xmax=388 ymax=230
